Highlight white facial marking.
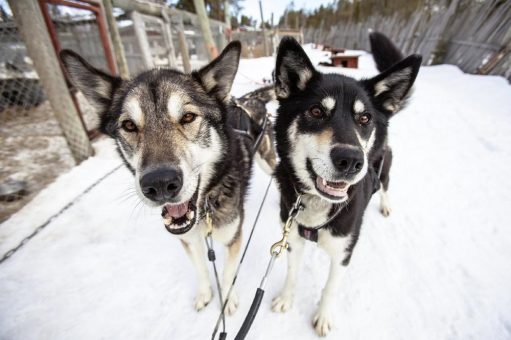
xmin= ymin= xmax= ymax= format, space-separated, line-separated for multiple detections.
xmin=322 ymin=97 xmax=336 ymax=111
xmin=353 ymin=99 xmax=365 ymax=114
xmin=167 ymin=93 xmax=184 ymax=120
xmin=288 ymin=120 xmax=340 ymax=201
xmin=355 ymin=129 xmax=376 ymax=154
xmin=125 ymin=97 xmax=144 ymax=127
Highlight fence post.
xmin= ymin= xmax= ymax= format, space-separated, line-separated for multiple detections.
xmin=224 ymin=0 xmax=231 ymax=43
xmin=192 ymin=0 xmax=218 ymax=59
xmin=161 ymin=10 xmax=178 ymax=69
xmin=177 ymin=15 xmax=192 ymax=73
xmin=131 ymin=11 xmax=154 ymax=69
xmin=259 ymin=0 xmax=269 ymax=56
xmin=102 ymin=0 xmax=130 ymax=78
xmin=8 ymin=0 xmax=93 ymax=163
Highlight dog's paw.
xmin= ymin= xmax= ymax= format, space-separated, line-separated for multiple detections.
xmin=312 ymin=309 xmax=333 ymax=337
xmin=379 ymin=191 xmax=391 ymax=217
xmin=379 ymin=204 xmax=391 ymax=217
xmin=224 ymin=290 xmax=239 ymax=316
xmin=194 ymin=287 xmax=213 ymax=311
xmin=271 ymin=294 xmax=293 ymax=313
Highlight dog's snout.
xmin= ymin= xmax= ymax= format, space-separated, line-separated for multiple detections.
xmin=330 ymin=147 xmax=364 ymax=174
xmin=140 ymin=167 xmax=183 ymax=202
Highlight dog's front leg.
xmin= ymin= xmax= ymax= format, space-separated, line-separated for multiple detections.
xmin=272 ymin=223 xmax=304 ymax=313
xmin=312 ymin=259 xmax=347 ymax=336
xmin=180 ymin=229 xmax=212 ymax=311
xmin=221 ymin=227 xmax=242 ymax=315
xmin=313 ymin=233 xmax=351 ymax=336
xmin=212 ymin=216 xmax=242 ymax=315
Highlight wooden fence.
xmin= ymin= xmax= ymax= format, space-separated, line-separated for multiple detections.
xmin=304 ymin=0 xmax=511 ymax=80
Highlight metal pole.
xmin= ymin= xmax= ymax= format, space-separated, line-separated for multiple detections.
xmin=8 ymin=0 xmax=93 ymax=162
xmin=94 ymin=5 xmax=118 ymax=74
xmin=192 ymin=0 xmax=218 ymax=59
xmin=102 ymin=0 xmax=130 ymax=78
xmin=259 ymin=0 xmax=269 ymax=57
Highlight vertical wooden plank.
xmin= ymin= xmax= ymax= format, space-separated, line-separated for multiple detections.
xmin=177 ymin=14 xmax=191 ymax=73
xmin=131 ymin=10 xmax=154 ymax=69
xmin=160 ymin=10 xmax=178 ymax=68
xmin=192 ymin=0 xmax=218 ymax=59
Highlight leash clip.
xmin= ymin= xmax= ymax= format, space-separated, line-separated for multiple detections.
xmin=270 ymin=195 xmax=303 ymax=256
xmin=204 ymin=197 xmax=214 ymax=236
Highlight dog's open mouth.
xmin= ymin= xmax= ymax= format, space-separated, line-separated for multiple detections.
xmin=161 ymin=191 xmax=198 ymax=235
xmin=315 ymin=176 xmax=350 ymax=200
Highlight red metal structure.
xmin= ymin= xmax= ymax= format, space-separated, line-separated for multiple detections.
xmin=38 ymin=0 xmax=118 ymax=138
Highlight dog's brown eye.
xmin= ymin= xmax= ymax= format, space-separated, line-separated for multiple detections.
xmin=181 ymin=112 xmax=196 ymax=124
xmin=310 ymin=106 xmax=324 ymax=119
xmin=358 ymin=114 xmax=371 ymax=125
xmin=121 ymin=119 xmax=137 ymax=132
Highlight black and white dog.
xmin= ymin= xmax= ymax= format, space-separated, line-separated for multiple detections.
xmin=60 ymin=42 xmax=275 ymax=315
xmin=271 ymin=35 xmax=421 ymax=336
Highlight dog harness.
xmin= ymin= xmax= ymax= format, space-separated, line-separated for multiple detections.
xmin=298 ymin=225 xmax=320 ymax=242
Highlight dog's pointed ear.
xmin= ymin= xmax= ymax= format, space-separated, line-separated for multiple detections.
xmin=60 ymin=49 xmax=121 ymax=112
xmin=275 ymin=37 xmax=317 ymax=99
xmin=362 ymin=54 xmax=422 ymax=116
xmin=196 ymin=41 xmax=241 ymax=103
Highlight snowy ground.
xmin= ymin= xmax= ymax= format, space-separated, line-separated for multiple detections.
xmin=1 ymin=47 xmax=511 ymax=340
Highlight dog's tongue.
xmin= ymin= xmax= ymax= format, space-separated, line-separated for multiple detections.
xmin=164 ymin=201 xmax=189 ymax=218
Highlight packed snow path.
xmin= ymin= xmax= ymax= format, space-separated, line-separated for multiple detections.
xmin=1 ymin=49 xmax=511 ymax=340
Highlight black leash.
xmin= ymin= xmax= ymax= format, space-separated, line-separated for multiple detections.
xmin=167 ymin=110 xmax=269 ymax=340
xmin=204 ymin=198 xmax=228 ymax=340
xmin=233 ymin=194 xmax=304 ymax=340
xmin=210 ymin=176 xmax=273 ymax=340
xmin=0 ymin=164 xmax=123 ymax=265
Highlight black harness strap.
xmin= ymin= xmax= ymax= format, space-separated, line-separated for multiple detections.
xmin=298 ymin=225 xmax=319 ymax=242
xmin=230 ymin=100 xmax=269 ymax=156
xmin=296 ymin=202 xmax=344 ymax=243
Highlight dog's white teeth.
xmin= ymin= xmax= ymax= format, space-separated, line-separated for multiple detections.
xmin=322 ymin=178 xmax=327 ymax=186
xmin=186 ymin=210 xmax=195 ymax=220
xmin=164 ymin=217 xmax=173 ymax=226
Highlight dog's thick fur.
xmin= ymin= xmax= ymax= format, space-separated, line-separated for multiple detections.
xmin=271 ymin=35 xmax=421 ymax=336
xmin=60 ymin=42 xmax=275 ymax=315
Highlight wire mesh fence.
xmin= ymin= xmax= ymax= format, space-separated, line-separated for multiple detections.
xmin=0 ymin=12 xmax=75 ymax=222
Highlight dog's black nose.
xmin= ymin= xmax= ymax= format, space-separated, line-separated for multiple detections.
xmin=330 ymin=147 xmax=364 ymax=174
xmin=140 ymin=167 xmax=183 ymax=202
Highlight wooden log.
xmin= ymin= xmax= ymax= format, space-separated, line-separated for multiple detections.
xmin=8 ymin=0 xmax=92 ymax=162
xmin=192 ymin=0 xmax=218 ymax=60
